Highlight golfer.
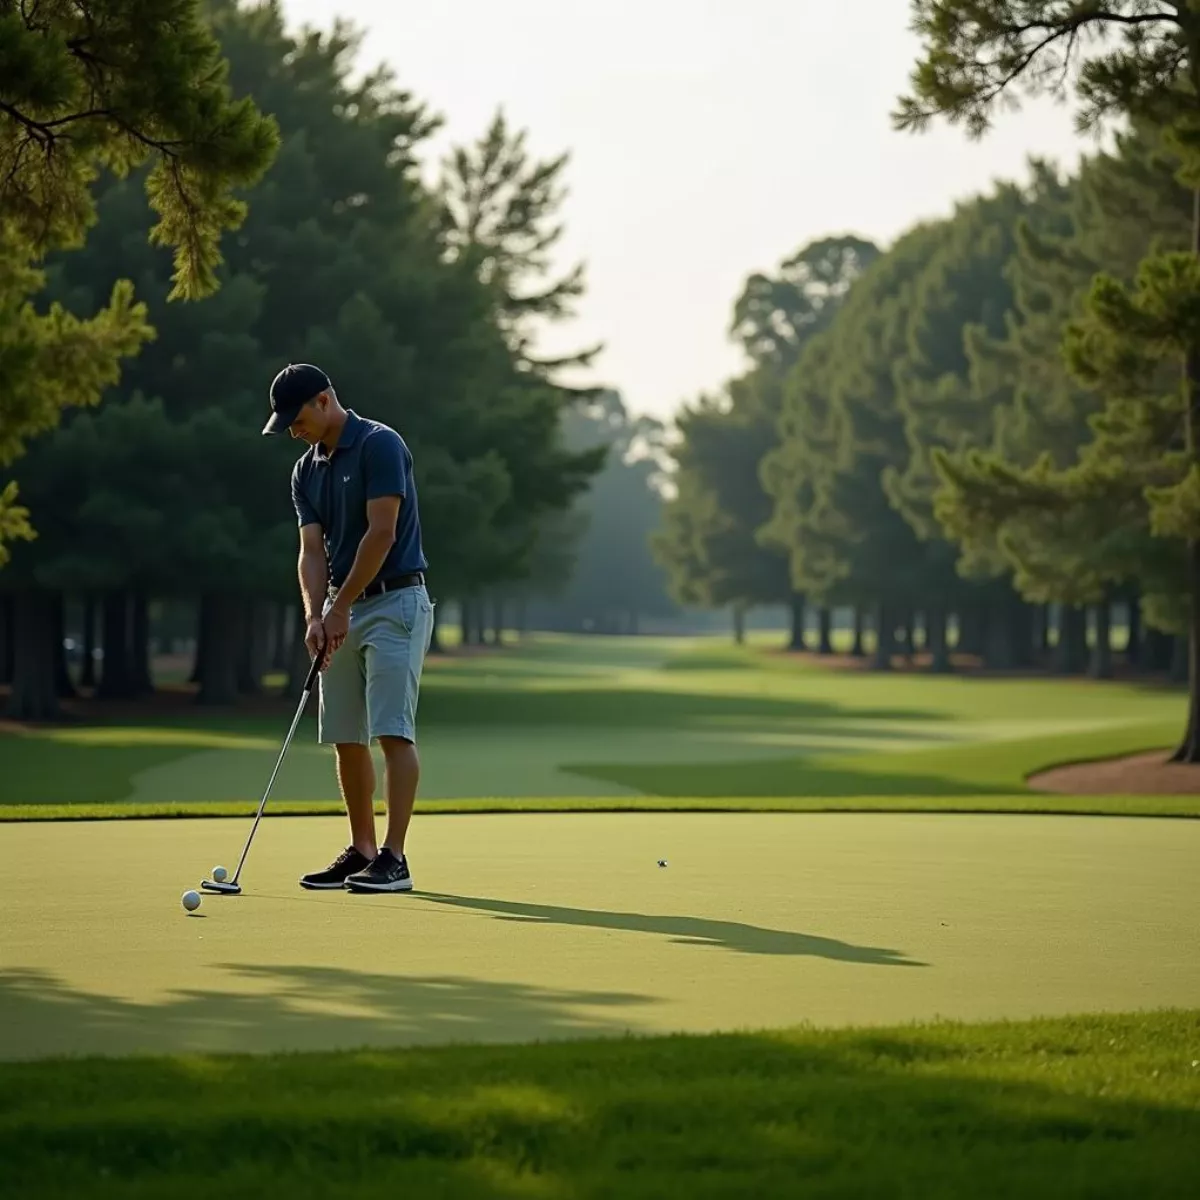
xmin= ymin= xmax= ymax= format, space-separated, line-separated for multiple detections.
xmin=262 ymin=363 xmax=434 ymax=893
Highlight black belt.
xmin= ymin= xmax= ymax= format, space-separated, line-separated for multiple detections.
xmin=360 ymin=571 xmax=424 ymax=598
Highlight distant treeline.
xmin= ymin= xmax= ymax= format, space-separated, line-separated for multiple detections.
xmin=653 ymin=126 xmax=1194 ymax=685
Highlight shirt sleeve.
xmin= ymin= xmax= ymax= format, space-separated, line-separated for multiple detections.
xmin=291 ymin=462 xmax=321 ymax=528
xmin=362 ymin=428 xmax=409 ymax=501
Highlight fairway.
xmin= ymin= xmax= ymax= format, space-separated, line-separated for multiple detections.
xmin=1 ymin=636 xmax=1191 ymax=818
xmin=3 ymin=810 xmax=1197 ymax=1061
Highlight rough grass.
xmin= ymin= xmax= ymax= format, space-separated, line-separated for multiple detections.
xmin=2 ymin=1010 xmax=1197 ymax=1198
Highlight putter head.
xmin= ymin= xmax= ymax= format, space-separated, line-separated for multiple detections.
xmin=201 ymin=879 xmax=242 ymax=895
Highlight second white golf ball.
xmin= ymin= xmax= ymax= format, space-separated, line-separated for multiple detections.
xmin=212 ymin=865 xmax=227 ymax=882
xmin=181 ymin=889 xmax=201 ymax=912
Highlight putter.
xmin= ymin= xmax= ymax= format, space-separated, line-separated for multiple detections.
xmin=200 ymin=652 xmax=323 ymax=895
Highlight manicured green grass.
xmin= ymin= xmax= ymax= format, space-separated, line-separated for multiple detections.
xmin=565 ymin=723 xmax=1186 ymax=799
xmin=3 ymin=1010 xmax=1197 ymax=1198
xmin=0 ymin=634 xmax=1190 ymax=819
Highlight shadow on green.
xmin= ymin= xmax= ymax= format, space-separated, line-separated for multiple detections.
xmin=0 ymin=965 xmax=648 ymax=1061
xmin=415 ymin=894 xmax=926 ymax=965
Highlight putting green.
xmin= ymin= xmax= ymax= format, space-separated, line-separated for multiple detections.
xmin=2 ymin=812 xmax=1197 ymax=1061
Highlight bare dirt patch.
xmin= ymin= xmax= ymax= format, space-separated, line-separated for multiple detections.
xmin=1028 ymin=749 xmax=1200 ymax=795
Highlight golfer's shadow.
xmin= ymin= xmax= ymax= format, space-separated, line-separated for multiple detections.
xmin=418 ymin=893 xmax=925 ymax=967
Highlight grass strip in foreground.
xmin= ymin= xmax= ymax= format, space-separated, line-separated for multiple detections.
xmin=2 ymin=1010 xmax=1197 ymax=1198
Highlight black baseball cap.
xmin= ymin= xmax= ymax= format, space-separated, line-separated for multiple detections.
xmin=262 ymin=363 xmax=332 ymax=434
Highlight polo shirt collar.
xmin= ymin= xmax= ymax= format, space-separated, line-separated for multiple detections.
xmin=314 ymin=410 xmax=364 ymax=461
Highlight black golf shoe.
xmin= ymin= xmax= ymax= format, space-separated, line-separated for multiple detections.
xmin=299 ymin=846 xmax=372 ymax=890
xmin=344 ymin=847 xmax=413 ymax=893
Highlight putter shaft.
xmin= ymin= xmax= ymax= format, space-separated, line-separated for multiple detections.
xmin=223 ymin=654 xmax=323 ymax=890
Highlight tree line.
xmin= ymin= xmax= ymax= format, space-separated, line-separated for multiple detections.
xmin=653 ymin=3 xmax=1200 ymax=762
xmin=0 ymin=0 xmax=618 ymax=719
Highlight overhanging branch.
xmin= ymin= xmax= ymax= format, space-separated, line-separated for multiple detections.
xmin=907 ymin=7 xmax=1179 ymax=122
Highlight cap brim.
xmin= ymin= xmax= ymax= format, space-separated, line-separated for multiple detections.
xmin=261 ymin=409 xmax=295 ymax=435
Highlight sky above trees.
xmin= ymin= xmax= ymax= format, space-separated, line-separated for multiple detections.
xmin=278 ymin=0 xmax=1101 ymax=418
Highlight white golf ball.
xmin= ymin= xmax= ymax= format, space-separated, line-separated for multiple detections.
xmin=181 ymin=889 xmax=201 ymax=912
xmin=212 ymin=865 xmax=227 ymax=883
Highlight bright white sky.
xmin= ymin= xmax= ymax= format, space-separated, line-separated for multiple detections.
xmin=279 ymin=0 xmax=1098 ymax=421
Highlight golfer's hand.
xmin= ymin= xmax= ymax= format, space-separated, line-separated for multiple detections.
xmin=323 ymin=605 xmax=350 ymax=656
xmin=305 ymin=616 xmax=327 ymax=667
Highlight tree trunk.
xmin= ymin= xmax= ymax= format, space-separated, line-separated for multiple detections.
xmin=491 ymin=598 xmax=504 ymax=647
xmin=817 ymin=607 xmax=833 ymax=654
xmin=196 ymin=593 xmax=241 ymax=705
xmin=927 ymin=606 xmax=951 ymax=673
xmin=957 ymin=606 xmax=985 ymax=658
xmin=1030 ymin=603 xmax=1048 ymax=666
xmin=238 ymin=598 xmax=269 ymax=695
xmin=190 ymin=596 xmax=208 ymax=684
xmin=1090 ymin=600 xmax=1113 ymax=680
xmin=130 ymin=591 xmax=153 ymax=696
xmin=0 ymin=594 xmax=13 ymax=686
xmin=787 ymin=593 xmax=805 ymax=651
xmin=461 ymin=597 xmax=485 ymax=646
xmin=270 ymin=603 xmax=290 ymax=671
xmin=1123 ymin=596 xmax=1141 ymax=669
xmin=1055 ymin=605 xmax=1088 ymax=675
xmin=850 ymin=607 xmax=865 ymax=657
xmin=1143 ymin=627 xmax=1173 ymax=673
xmin=872 ymin=602 xmax=895 ymax=670
xmin=983 ymin=601 xmax=1012 ymax=670
xmin=79 ymin=594 xmax=98 ymax=689
xmin=51 ymin=592 xmax=75 ymax=698
xmin=1171 ymin=184 xmax=1200 ymax=760
xmin=287 ymin=617 xmax=314 ymax=693
xmin=7 ymin=591 xmax=59 ymax=721
xmin=732 ymin=603 xmax=746 ymax=645
xmin=0 ymin=594 xmax=13 ymax=685
xmin=1169 ymin=631 xmax=1188 ymax=683
xmin=985 ymin=597 xmax=1035 ymax=671
xmin=97 ymin=591 xmax=135 ymax=699
xmin=428 ymin=603 xmax=444 ymax=655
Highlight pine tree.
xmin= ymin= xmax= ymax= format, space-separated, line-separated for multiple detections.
xmin=658 ymin=237 xmax=879 ymax=644
xmin=898 ymin=0 xmax=1200 ymax=757
xmin=0 ymin=0 xmax=278 ymax=571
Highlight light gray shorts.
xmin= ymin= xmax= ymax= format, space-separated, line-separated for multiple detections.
xmin=318 ymin=584 xmax=434 ymax=745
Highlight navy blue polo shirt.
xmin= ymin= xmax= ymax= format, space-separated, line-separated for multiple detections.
xmin=291 ymin=410 xmax=428 ymax=589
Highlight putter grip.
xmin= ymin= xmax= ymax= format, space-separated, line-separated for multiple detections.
xmin=302 ymin=653 xmax=322 ymax=694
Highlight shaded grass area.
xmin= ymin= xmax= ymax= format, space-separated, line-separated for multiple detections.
xmin=0 ymin=635 xmax=1189 ymax=817
xmin=0 ymin=722 xmax=289 ymax=809
xmin=0 ymin=716 xmax=1189 ymax=818
xmin=566 ymin=723 xmax=1185 ymax=799
xmin=2 ymin=1011 xmax=1197 ymax=1198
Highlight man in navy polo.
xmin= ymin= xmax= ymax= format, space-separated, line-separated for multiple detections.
xmin=262 ymin=363 xmax=434 ymax=893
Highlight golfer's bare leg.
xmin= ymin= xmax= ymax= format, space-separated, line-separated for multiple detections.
xmin=335 ymin=742 xmax=378 ymax=858
xmin=379 ymin=735 xmax=419 ymax=853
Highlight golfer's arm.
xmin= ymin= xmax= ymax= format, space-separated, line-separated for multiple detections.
xmin=298 ymin=523 xmax=328 ymax=620
xmin=330 ymin=496 xmax=400 ymax=612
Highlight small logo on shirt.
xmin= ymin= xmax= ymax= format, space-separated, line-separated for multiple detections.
xmin=343 ymin=475 xmax=351 ymax=483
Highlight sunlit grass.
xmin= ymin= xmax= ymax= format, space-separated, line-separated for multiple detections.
xmin=2 ymin=1010 xmax=1197 ymax=1198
